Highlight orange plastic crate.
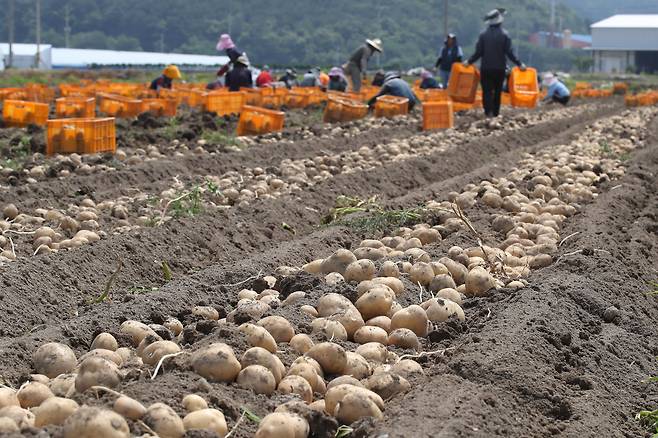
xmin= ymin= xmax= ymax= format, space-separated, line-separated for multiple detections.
xmin=448 ymin=63 xmax=480 ymax=103
xmin=509 ymin=67 xmax=539 ymax=108
xmin=374 ymin=95 xmax=409 ymax=118
xmin=205 ymin=91 xmax=245 ymax=116
xmin=236 ymin=106 xmax=285 ymax=136
xmin=575 ymin=82 xmax=591 ymax=90
xmin=55 ymin=97 xmax=96 ymax=118
xmin=416 ymin=89 xmax=449 ymax=102
xmin=0 ymin=88 xmax=23 ymax=101
xmin=451 ymin=100 xmax=474 ymax=112
xmin=286 ymin=90 xmax=312 ymax=108
xmin=181 ymin=90 xmax=208 ymax=107
xmin=2 ymin=100 xmax=49 ymax=127
xmin=46 ymin=118 xmax=116 ymax=155
xmin=323 ymin=96 xmax=368 ymax=123
xmin=98 ymin=94 xmax=142 ymax=118
xmin=422 ymin=101 xmax=454 ymax=130
xmin=501 ymin=92 xmax=512 ymax=106
xmin=243 ymin=88 xmax=264 ymax=106
xmin=141 ymin=98 xmax=178 ymax=117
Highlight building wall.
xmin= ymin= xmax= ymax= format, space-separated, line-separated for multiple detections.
xmin=593 ymin=50 xmax=636 ymax=73
xmin=592 ymin=28 xmax=658 ymax=51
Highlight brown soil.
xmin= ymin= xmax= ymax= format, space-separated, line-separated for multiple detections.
xmin=0 ymin=98 xmax=655 ymax=438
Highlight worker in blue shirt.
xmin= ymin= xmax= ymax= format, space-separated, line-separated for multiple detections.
xmin=367 ymin=71 xmax=420 ymax=111
xmin=542 ymin=73 xmax=570 ymax=105
xmin=435 ymin=33 xmax=463 ymax=88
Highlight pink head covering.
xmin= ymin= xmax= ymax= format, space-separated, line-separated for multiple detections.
xmin=216 ymin=34 xmax=235 ymax=51
xmin=421 ymin=70 xmax=432 ymax=80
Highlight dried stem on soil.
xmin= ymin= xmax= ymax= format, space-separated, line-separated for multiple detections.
xmin=397 ymin=343 xmax=464 ymax=362
xmin=150 ymin=351 xmax=185 ymax=380
xmin=225 ymin=410 xmax=247 ymax=438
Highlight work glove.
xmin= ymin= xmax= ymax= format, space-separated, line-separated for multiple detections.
xmin=520 ymin=63 xmax=527 ymax=71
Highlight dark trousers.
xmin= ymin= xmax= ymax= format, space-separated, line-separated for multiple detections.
xmin=480 ymin=69 xmax=506 ymax=117
xmin=553 ymin=95 xmax=570 ymax=105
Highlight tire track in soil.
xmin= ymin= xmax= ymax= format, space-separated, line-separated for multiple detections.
xmin=367 ymin=114 xmax=658 ymax=438
xmin=0 ymin=103 xmax=622 ymax=382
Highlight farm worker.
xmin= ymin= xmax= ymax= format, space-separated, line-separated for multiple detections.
xmin=371 ymin=70 xmax=386 ymax=87
xmin=328 ymin=67 xmax=348 ymax=92
xmin=150 ymin=65 xmax=181 ymax=91
xmin=225 ymin=54 xmax=253 ymax=92
xmin=278 ymin=69 xmax=299 ymax=89
xmin=319 ymin=70 xmax=330 ymax=89
xmin=435 ymin=33 xmax=463 ymax=88
xmin=343 ymin=38 xmax=383 ymax=93
xmin=465 ymin=8 xmax=526 ymax=117
xmin=419 ymin=70 xmax=442 ymax=89
xmin=256 ymin=65 xmax=274 ymax=87
xmin=542 ymin=73 xmax=571 ymax=105
xmin=367 ymin=71 xmax=420 ymax=111
xmin=216 ymin=33 xmax=243 ymax=78
xmin=300 ymin=68 xmax=321 ymax=87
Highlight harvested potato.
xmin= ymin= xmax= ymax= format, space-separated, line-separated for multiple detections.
xmin=302 ymin=259 xmax=323 ymax=274
xmin=344 ymin=351 xmax=372 ymax=379
xmin=464 ymin=266 xmax=496 ymax=296
xmin=316 ymin=293 xmax=353 ymax=317
xmin=409 ymin=262 xmax=435 ymax=286
xmin=0 ymin=405 xmax=35 ymax=430
xmin=289 ymin=334 xmax=314 ymax=354
xmin=140 ymin=341 xmax=181 ymax=366
xmin=353 ymin=326 xmax=389 ymax=345
xmin=355 ymin=342 xmax=388 ymax=364
xmin=327 ymin=375 xmax=363 ymax=390
xmin=366 ymin=316 xmax=391 ymax=333
xmin=255 ymin=412 xmax=310 ymax=438
xmin=378 ymin=261 xmax=400 ymax=278
xmin=191 ymin=343 xmax=241 ymax=383
xmin=120 ymin=320 xmax=158 ymax=346
xmin=390 ymin=305 xmax=429 ymax=337
xmin=286 ymin=363 xmax=326 ymax=394
xmin=306 ymin=342 xmax=347 ymax=375
xmin=75 ymin=357 xmax=120 ymax=393
xmin=300 ymin=305 xmax=319 ymax=318
xmin=281 ymin=291 xmax=306 ymax=307
xmin=391 ymin=360 xmax=424 ymax=379
xmin=113 ymin=396 xmax=146 ymax=420
xmin=33 ymin=342 xmax=77 ymax=379
xmin=344 ymin=259 xmax=376 ymax=283
xmin=48 ymin=373 xmax=76 ymax=398
xmin=308 ymin=399 xmax=326 ymax=412
xmin=365 ymin=371 xmax=410 ymax=399
xmin=33 ymin=396 xmax=79 ymax=426
xmin=320 ymin=249 xmax=357 ymax=276
xmin=356 ymin=285 xmax=395 ymax=320
xmin=237 ymin=365 xmax=277 ymax=395
xmin=183 ymin=409 xmax=228 ymax=436
xmin=333 ymin=307 xmax=365 ymax=339
xmin=292 ymin=356 xmax=324 ymax=378
xmin=424 ymin=298 xmax=465 ymax=322
xmin=29 ymin=374 xmax=50 ymax=384
xmin=192 ymin=306 xmax=219 ymax=321
xmin=17 ymin=381 xmax=54 ymax=408
xmin=387 ymin=301 xmax=403 ymax=318
xmin=164 ymin=318 xmax=184 ymax=336
xmin=324 ymin=384 xmax=384 ymax=420
xmin=182 ymin=394 xmax=208 ymax=413
xmin=239 ymin=323 xmax=278 ymax=353
xmin=78 ymin=349 xmax=123 ymax=367
xmin=90 ymin=333 xmax=118 ymax=351
xmin=388 ymin=328 xmax=420 ymax=351
xmin=278 ymin=375 xmax=313 ymax=403
xmin=258 ymin=316 xmax=295 ymax=343
xmin=144 ymin=403 xmax=185 ymax=438
xmin=325 ymin=272 xmax=344 ymax=285
xmin=436 ymin=287 xmax=463 ymax=305
xmin=62 ymin=407 xmax=129 ymax=438
xmin=0 ymin=417 xmax=18 ymax=433
xmin=438 ymin=257 xmax=468 ymax=285
xmin=0 ymin=387 xmax=19 ymax=409
xmin=429 ymin=274 xmax=457 ymax=292
xmin=311 ymin=318 xmax=348 ymax=341
xmin=241 ymin=347 xmax=284 ymax=383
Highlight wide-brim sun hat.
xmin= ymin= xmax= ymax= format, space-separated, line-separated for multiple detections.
xmin=366 ymin=38 xmax=383 ymax=52
xmin=163 ymin=65 xmax=182 ymax=80
xmin=542 ymin=72 xmax=557 ymax=86
xmin=236 ymin=53 xmax=250 ymax=66
xmin=484 ymin=8 xmax=506 ymax=25
xmin=216 ymin=34 xmax=235 ymax=51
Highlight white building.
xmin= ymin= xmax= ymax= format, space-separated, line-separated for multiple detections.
xmin=590 ymin=15 xmax=658 ymax=74
xmin=51 ymin=48 xmax=228 ymax=70
xmin=0 ymin=46 xmax=4 ymax=71
xmin=0 ymin=43 xmax=52 ymax=69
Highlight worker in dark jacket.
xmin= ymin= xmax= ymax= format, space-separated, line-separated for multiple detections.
xmin=150 ymin=65 xmax=181 ymax=91
xmin=420 ymin=70 xmax=442 ymax=89
xmin=225 ymin=54 xmax=253 ymax=91
xmin=216 ymin=34 xmax=243 ymax=78
xmin=371 ymin=70 xmax=386 ymax=87
xmin=435 ymin=33 xmax=463 ymax=88
xmin=278 ymin=69 xmax=298 ymax=89
xmin=343 ymin=38 xmax=383 ymax=92
xmin=465 ymin=8 xmax=526 ymax=117
xmin=367 ymin=71 xmax=420 ymax=111
xmin=328 ymin=67 xmax=348 ymax=92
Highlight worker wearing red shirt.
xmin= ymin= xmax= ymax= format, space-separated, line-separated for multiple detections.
xmin=256 ymin=65 xmax=273 ymax=87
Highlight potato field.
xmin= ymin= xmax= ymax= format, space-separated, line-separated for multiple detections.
xmin=0 ymin=85 xmax=657 ymax=438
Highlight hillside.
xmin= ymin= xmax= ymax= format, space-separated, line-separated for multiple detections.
xmin=562 ymin=0 xmax=658 ymax=22
xmin=3 ymin=0 xmax=587 ymax=69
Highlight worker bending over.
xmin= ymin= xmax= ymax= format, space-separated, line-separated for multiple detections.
xmin=465 ymin=8 xmax=526 ymax=117
xmin=542 ymin=73 xmax=570 ymax=105
xmin=150 ymin=65 xmax=181 ymax=91
xmin=343 ymin=38 xmax=383 ymax=93
xmin=328 ymin=67 xmax=348 ymax=92
xmin=216 ymin=34 xmax=243 ymax=78
xmin=367 ymin=71 xmax=420 ymax=111
xmin=225 ymin=54 xmax=253 ymax=91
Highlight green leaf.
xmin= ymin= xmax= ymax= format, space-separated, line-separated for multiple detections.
xmin=242 ymin=408 xmax=261 ymax=424
xmin=336 ymin=425 xmax=353 ymax=438
xmin=161 ymin=261 xmax=172 ymax=282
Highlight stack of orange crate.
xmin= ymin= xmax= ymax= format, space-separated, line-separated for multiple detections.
xmin=323 ymin=96 xmax=368 ymax=123
xmin=237 ymin=106 xmax=285 ymax=136
xmin=374 ymin=95 xmax=409 ymax=118
xmin=205 ymin=91 xmax=245 ymax=116
xmin=422 ymin=100 xmax=454 ymax=130
xmin=55 ymin=97 xmax=96 ymax=118
xmin=97 ymin=93 xmax=143 ymax=118
xmin=46 ymin=118 xmax=116 ymax=155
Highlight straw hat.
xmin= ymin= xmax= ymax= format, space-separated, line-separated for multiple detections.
xmin=366 ymin=38 xmax=383 ymax=52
